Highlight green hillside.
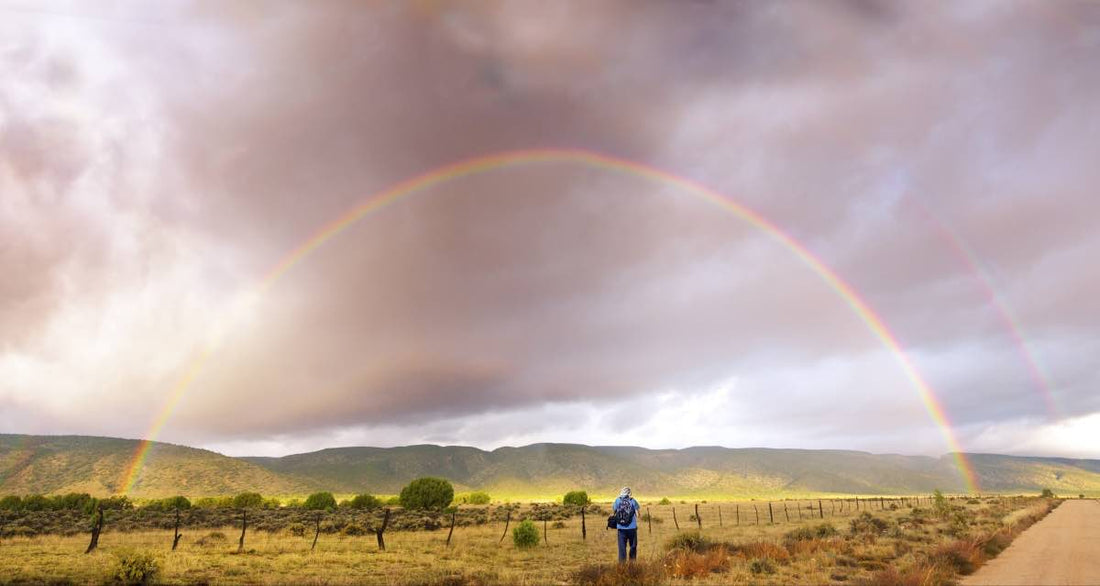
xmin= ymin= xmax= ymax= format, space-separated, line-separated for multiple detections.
xmin=3 ymin=435 xmax=1100 ymax=499
xmin=0 ymin=435 xmax=317 ymax=498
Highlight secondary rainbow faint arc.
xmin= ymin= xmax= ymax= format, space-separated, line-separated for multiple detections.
xmin=120 ymin=148 xmax=980 ymax=494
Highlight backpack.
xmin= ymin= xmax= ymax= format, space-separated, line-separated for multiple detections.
xmin=614 ymin=498 xmax=635 ymax=527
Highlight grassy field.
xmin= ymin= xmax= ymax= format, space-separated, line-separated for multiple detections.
xmin=0 ymin=496 xmax=1061 ymax=585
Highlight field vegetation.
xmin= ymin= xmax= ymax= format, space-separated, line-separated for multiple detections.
xmin=0 ymin=490 xmax=1061 ymax=584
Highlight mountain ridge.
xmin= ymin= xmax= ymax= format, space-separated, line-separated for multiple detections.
xmin=3 ymin=434 xmax=1099 ymax=499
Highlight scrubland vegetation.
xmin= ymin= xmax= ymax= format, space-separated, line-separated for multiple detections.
xmin=0 ymin=487 xmax=1062 ymax=584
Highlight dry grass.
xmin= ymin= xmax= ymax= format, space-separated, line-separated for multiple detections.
xmin=0 ymin=497 xmax=1056 ymax=584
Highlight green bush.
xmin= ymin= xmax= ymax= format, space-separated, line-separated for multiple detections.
xmin=385 ymin=496 xmax=401 ymax=506
xmin=665 ymin=531 xmax=713 ymax=553
xmin=562 ymin=490 xmax=590 ymax=506
xmin=749 ymin=558 xmax=776 ymax=575
xmin=457 ymin=491 xmax=491 ymax=505
xmin=232 ymin=492 xmax=264 ymax=509
xmin=286 ymin=522 xmax=307 ymax=537
xmin=144 ymin=496 xmax=191 ymax=512
xmin=512 ymin=520 xmax=539 ymax=548
xmin=114 ymin=551 xmax=159 ymax=585
xmin=349 ymin=493 xmax=382 ymax=509
xmin=1040 ymin=488 xmax=1055 ymax=498
xmin=658 ymin=497 xmax=672 ymax=505
xmin=0 ymin=495 xmax=22 ymax=511
xmin=304 ymin=492 xmax=337 ymax=511
xmin=399 ymin=477 xmax=454 ymax=510
xmin=849 ymin=512 xmax=890 ymax=536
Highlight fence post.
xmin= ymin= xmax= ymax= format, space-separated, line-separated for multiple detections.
xmin=172 ymin=507 xmax=182 ymax=551
xmin=768 ymin=502 xmax=774 ymax=524
xmin=581 ymin=506 xmax=587 ymax=540
xmin=543 ymin=519 xmax=548 ymax=545
xmin=85 ymin=505 xmax=103 ymax=554
xmin=446 ymin=509 xmax=456 ymax=547
xmin=818 ymin=500 xmax=824 ymax=519
xmin=784 ymin=502 xmax=790 ymax=523
xmin=311 ymin=513 xmax=321 ymax=552
xmin=498 ymin=509 xmax=511 ymax=544
xmin=237 ymin=510 xmax=247 ymax=553
xmin=672 ymin=507 xmax=680 ymax=531
xmin=646 ymin=506 xmax=652 ymax=535
xmin=377 ymin=508 xmax=390 ymax=551
xmin=695 ymin=504 xmax=701 ymax=529
xmin=797 ymin=501 xmax=803 ymax=521
xmin=753 ymin=504 xmax=759 ymax=525
xmin=717 ymin=506 xmax=722 ymax=527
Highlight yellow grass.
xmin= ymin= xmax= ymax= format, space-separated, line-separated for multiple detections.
xmin=0 ymin=497 xmax=1051 ymax=585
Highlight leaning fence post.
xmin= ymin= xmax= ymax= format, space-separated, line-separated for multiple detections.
xmin=85 ymin=505 xmax=103 ymax=554
xmin=753 ymin=504 xmax=759 ymax=525
xmin=237 ymin=510 xmax=247 ymax=553
xmin=694 ymin=504 xmax=701 ymax=529
xmin=311 ymin=513 xmax=321 ymax=552
xmin=818 ymin=500 xmax=824 ymax=519
xmin=768 ymin=502 xmax=774 ymax=524
xmin=646 ymin=506 xmax=652 ymax=535
xmin=672 ymin=507 xmax=680 ymax=531
xmin=376 ymin=508 xmax=390 ymax=551
xmin=784 ymin=502 xmax=790 ymax=523
xmin=543 ymin=519 xmax=548 ymax=545
xmin=172 ymin=507 xmax=183 ymax=551
xmin=446 ymin=509 xmax=456 ymax=547
xmin=498 ymin=509 xmax=511 ymax=544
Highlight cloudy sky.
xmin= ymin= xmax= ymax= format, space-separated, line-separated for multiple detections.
xmin=2 ymin=0 xmax=1098 ymax=459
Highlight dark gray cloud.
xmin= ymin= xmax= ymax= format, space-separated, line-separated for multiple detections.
xmin=2 ymin=0 xmax=1099 ymax=457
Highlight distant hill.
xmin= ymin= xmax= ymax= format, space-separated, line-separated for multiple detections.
xmin=3 ymin=434 xmax=1100 ymax=499
xmin=0 ymin=435 xmax=317 ymax=498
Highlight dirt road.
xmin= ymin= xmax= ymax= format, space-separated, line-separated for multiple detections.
xmin=964 ymin=499 xmax=1100 ymax=586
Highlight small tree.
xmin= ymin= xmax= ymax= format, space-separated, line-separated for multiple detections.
xmin=562 ymin=490 xmax=590 ymax=507
xmin=457 ymin=491 xmax=491 ymax=505
xmin=349 ymin=493 xmax=382 ymax=509
xmin=932 ymin=489 xmax=949 ymax=517
xmin=1040 ymin=488 xmax=1055 ymax=499
xmin=512 ymin=520 xmax=539 ymax=548
xmin=232 ymin=492 xmax=264 ymax=509
xmin=304 ymin=492 xmax=337 ymax=511
xmin=399 ymin=477 xmax=454 ymax=510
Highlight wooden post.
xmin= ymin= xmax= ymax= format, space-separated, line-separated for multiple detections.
xmin=783 ymin=502 xmax=790 ymax=523
xmin=831 ymin=500 xmax=835 ymax=516
xmin=543 ymin=519 xmax=548 ymax=545
xmin=856 ymin=497 xmax=860 ymax=511
xmin=735 ymin=504 xmax=739 ymax=526
xmin=311 ymin=513 xmax=321 ymax=552
xmin=818 ymin=500 xmax=824 ymax=519
xmin=237 ymin=510 xmax=248 ymax=553
xmin=880 ymin=496 xmax=885 ymax=510
xmin=694 ymin=504 xmax=701 ymax=529
xmin=85 ymin=505 xmax=103 ymax=554
xmin=646 ymin=506 xmax=652 ymax=535
xmin=753 ymin=504 xmax=759 ymax=525
xmin=376 ymin=508 xmax=391 ymax=551
xmin=672 ymin=507 xmax=680 ymax=530
xmin=446 ymin=510 xmax=456 ymax=546
xmin=797 ymin=501 xmax=803 ymax=521
xmin=498 ymin=510 xmax=511 ymax=544
xmin=172 ymin=508 xmax=183 ymax=551
xmin=717 ymin=506 xmax=722 ymax=527
xmin=768 ymin=502 xmax=774 ymax=524
xmin=581 ymin=506 xmax=587 ymax=540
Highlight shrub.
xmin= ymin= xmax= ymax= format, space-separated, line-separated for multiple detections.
xmin=304 ymin=492 xmax=337 ymax=511
xmin=658 ymin=497 xmax=671 ymax=505
xmin=195 ymin=531 xmax=227 ymax=547
xmin=749 ymin=558 xmax=776 ymax=575
xmin=933 ymin=489 xmax=950 ymax=517
xmin=667 ymin=546 xmax=731 ymax=578
xmin=928 ymin=540 xmax=981 ymax=575
xmin=455 ymin=491 xmax=491 ymax=505
xmin=342 ymin=522 xmax=369 ymax=536
xmin=349 ymin=493 xmax=382 ymax=509
xmin=563 ymin=490 xmax=590 ymax=506
xmin=665 ymin=531 xmax=713 ymax=553
xmin=114 ymin=551 xmax=159 ymax=585
xmin=849 ymin=512 xmax=890 ymax=536
xmin=232 ymin=492 xmax=264 ymax=509
xmin=385 ymin=496 xmax=401 ymax=506
xmin=1040 ymin=488 xmax=1055 ymax=498
xmin=0 ymin=495 xmax=22 ymax=511
xmin=98 ymin=496 xmax=134 ymax=510
xmin=573 ymin=561 xmax=667 ymax=585
xmin=286 ymin=522 xmax=307 ymax=537
xmin=399 ymin=477 xmax=454 ymax=510
xmin=512 ymin=520 xmax=539 ymax=548
xmin=144 ymin=496 xmax=190 ymax=511
xmin=552 ymin=520 xmax=566 ymax=529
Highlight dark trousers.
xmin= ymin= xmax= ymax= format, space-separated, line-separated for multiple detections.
xmin=617 ymin=528 xmax=638 ymax=562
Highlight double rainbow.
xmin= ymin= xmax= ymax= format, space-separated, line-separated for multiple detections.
xmin=120 ymin=148 xmax=980 ymax=494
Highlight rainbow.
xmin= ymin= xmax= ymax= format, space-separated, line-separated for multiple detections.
xmin=905 ymin=198 xmax=1059 ymax=418
xmin=120 ymin=148 xmax=980 ymax=494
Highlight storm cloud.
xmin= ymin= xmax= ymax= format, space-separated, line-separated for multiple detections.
xmin=2 ymin=0 xmax=1099 ymax=458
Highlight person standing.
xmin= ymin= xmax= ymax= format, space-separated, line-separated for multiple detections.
xmin=612 ymin=486 xmax=641 ymax=562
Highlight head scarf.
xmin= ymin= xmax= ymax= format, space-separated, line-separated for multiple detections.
xmin=619 ymin=487 xmax=632 ymax=500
